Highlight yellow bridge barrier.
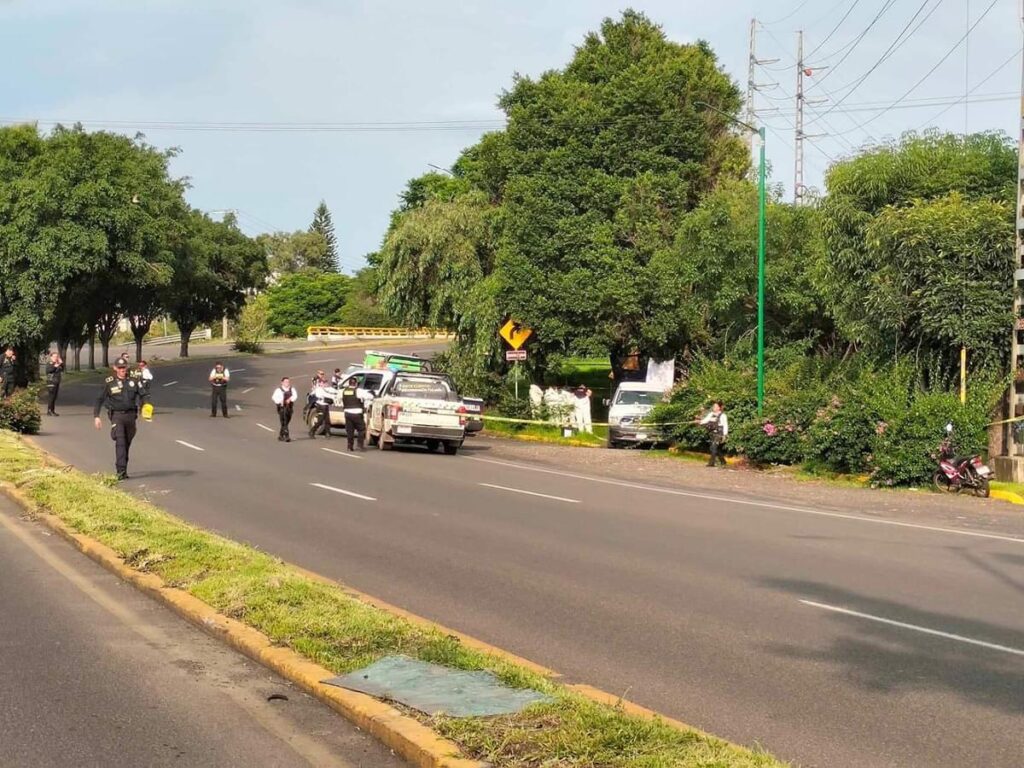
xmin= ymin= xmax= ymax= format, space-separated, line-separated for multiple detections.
xmin=306 ymin=326 xmax=453 ymax=341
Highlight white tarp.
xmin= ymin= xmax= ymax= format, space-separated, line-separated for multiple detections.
xmin=645 ymin=358 xmax=674 ymax=391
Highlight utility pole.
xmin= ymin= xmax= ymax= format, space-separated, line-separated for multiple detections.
xmin=746 ymin=19 xmax=779 ymax=154
xmin=1007 ymin=2 xmax=1024 ymax=458
xmin=794 ymin=30 xmax=805 ymax=205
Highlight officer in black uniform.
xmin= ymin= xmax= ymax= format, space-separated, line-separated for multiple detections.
xmin=340 ymin=377 xmax=367 ymax=451
xmin=0 ymin=347 xmax=16 ymax=398
xmin=94 ymin=357 xmax=149 ymax=480
xmin=45 ymin=351 xmax=64 ymax=415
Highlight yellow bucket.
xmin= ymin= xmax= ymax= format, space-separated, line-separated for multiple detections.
xmin=141 ymin=403 xmax=154 ymax=421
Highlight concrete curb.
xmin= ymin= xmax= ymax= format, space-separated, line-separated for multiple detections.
xmin=6 ymin=435 xmax=728 ymax=760
xmin=0 ymin=480 xmax=482 ymax=768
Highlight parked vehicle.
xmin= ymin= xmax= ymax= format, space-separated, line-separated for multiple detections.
xmin=604 ymin=382 xmax=670 ymax=448
xmin=461 ymin=396 xmax=484 ymax=435
xmin=933 ymin=422 xmax=992 ymax=497
xmin=367 ymin=371 xmax=467 ymax=454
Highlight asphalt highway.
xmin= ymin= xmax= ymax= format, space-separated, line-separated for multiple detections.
xmin=0 ymin=494 xmax=405 ymax=768
xmin=35 ymin=345 xmax=1024 ymax=767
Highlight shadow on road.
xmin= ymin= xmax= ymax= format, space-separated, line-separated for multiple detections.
xmin=760 ymin=577 xmax=1024 ymax=716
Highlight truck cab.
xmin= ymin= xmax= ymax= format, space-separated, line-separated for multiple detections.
xmin=606 ymin=382 xmax=669 ymax=448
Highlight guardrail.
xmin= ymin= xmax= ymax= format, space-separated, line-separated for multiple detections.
xmin=306 ymin=326 xmax=452 ymax=342
xmin=145 ymin=328 xmax=213 ymax=346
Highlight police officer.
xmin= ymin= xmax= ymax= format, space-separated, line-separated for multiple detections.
xmin=209 ymin=361 xmax=230 ymax=417
xmin=271 ymin=376 xmax=299 ymax=442
xmin=94 ymin=357 xmax=149 ymax=480
xmin=131 ymin=359 xmax=154 ymax=396
xmin=0 ymin=347 xmax=16 ymax=398
xmin=697 ymin=400 xmax=729 ymax=467
xmin=340 ymin=376 xmax=368 ymax=451
xmin=45 ymin=351 xmax=64 ymax=415
xmin=309 ymin=377 xmax=334 ymax=439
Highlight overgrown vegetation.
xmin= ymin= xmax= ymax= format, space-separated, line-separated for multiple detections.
xmin=0 ymin=431 xmax=786 ymax=768
xmin=0 ymin=388 xmax=42 ymax=435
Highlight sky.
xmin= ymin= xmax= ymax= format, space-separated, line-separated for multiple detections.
xmin=2 ymin=0 xmax=1021 ymax=272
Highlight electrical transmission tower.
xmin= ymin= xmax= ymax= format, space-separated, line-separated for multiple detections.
xmin=746 ymin=19 xmax=779 ymax=153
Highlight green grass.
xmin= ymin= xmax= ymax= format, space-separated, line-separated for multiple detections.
xmin=0 ymin=431 xmax=787 ymax=768
xmin=484 ymin=418 xmax=608 ymax=447
xmin=990 ymin=480 xmax=1024 ymax=498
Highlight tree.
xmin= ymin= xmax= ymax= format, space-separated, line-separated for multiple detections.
xmin=234 ymin=294 xmax=271 ymax=353
xmin=165 ymin=211 xmax=267 ymax=357
xmin=258 ymin=230 xmax=332 ymax=275
xmin=818 ymin=131 xmax=1016 ymax=375
xmin=336 ymin=267 xmax=393 ymax=327
xmin=265 ymin=272 xmax=352 ymax=338
xmin=309 ymin=201 xmax=339 ymax=272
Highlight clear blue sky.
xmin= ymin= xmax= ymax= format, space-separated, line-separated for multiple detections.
xmin=3 ymin=0 xmax=1020 ymax=272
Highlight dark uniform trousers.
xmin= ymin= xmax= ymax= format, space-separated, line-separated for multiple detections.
xmin=312 ymin=404 xmax=332 ymax=437
xmin=211 ymin=386 xmax=228 ymax=416
xmin=277 ymin=404 xmax=293 ymax=439
xmin=47 ymin=383 xmax=60 ymax=413
xmin=111 ymin=410 xmax=138 ymax=476
xmin=345 ymin=412 xmax=366 ymax=449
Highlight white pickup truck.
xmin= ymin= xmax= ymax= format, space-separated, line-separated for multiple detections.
xmin=367 ymin=371 xmax=467 ymax=455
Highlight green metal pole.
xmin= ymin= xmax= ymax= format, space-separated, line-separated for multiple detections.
xmin=757 ymin=128 xmax=767 ymax=416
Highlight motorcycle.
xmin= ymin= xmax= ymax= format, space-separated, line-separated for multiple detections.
xmin=932 ymin=422 xmax=992 ymax=498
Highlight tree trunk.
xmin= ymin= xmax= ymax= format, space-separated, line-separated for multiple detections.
xmin=72 ymin=340 xmax=82 ymax=372
xmin=129 ymin=316 xmax=152 ymax=363
xmin=88 ymin=324 xmax=96 ymax=370
xmin=179 ymin=323 xmax=195 ymax=358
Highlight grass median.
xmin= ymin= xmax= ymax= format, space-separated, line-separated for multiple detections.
xmin=0 ymin=431 xmax=787 ymax=768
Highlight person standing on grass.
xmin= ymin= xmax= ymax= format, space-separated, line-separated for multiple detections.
xmin=573 ymin=385 xmax=593 ymax=434
xmin=697 ymin=400 xmax=728 ymax=467
xmin=0 ymin=347 xmax=16 ymax=398
xmin=209 ymin=361 xmax=230 ymax=418
xmin=45 ymin=351 xmax=64 ymax=415
xmin=271 ymin=377 xmax=298 ymax=442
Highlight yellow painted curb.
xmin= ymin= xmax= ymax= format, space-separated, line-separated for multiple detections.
xmin=2 ymin=436 xmax=731 ymax=763
xmin=990 ymin=489 xmax=1024 ymax=505
xmin=0 ymin=481 xmax=481 ymax=768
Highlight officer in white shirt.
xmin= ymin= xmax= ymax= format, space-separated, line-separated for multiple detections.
xmin=309 ymin=379 xmax=336 ymax=439
xmin=698 ymin=400 xmax=729 ymax=467
xmin=209 ymin=361 xmax=231 ymax=418
xmin=271 ymin=377 xmax=299 ymax=442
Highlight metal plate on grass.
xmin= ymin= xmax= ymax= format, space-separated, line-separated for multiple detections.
xmin=323 ymin=655 xmax=550 ymax=717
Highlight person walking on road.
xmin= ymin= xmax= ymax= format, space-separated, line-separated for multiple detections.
xmin=271 ymin=377 xmax=298 ymax=442
xmin=0 ymin=347 xmax=16 ymax=398
xmin=697 ymin=400 xmax=728 ymax=467
xmin=309 ymin=378 xmax=335 ymax=439
xmin=45 ymin=351 xmax=64 ymax=415
xmin=209 ymin=362 xmax=230 ymax=418
xmin=132 ymin=360 xmax=154 ymax=396
xmin=94 ymin=357 xmax=149 ymax=481
xmin=340 ymin=376 xmax=368 ymax=451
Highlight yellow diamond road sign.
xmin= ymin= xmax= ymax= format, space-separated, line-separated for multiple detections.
xmin=500 ymin=320 xmax=533 ymax=350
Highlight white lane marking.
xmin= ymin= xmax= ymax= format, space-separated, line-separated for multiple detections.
xmin=464 ymin=457 xmax=1024 ymax=545
xmin=234 ymin=404 xmax=242 ymax=411
xmin=799 ymin=599 xmax=1024 ymax=657
xmin=310 ymin=482 xmax=375 ymax=501
xmin=322 ymin=447 xmax=364 ymax=460
xmin=162 ymin=380 xmax=178 ymax=387
xmin=308 ymin=358 xmax=333 ymax=363
xmin=242 ymin=387 xmax=255 ymax=394
xmin=479 ymin=483 xmax=579 ymax=504
xmin=231 ymin=368 xmax=246 ymax=373
xmin=256 ymin=423 xmax=276 ymax=433
xmin=175 ymin=440 xmax=205 ymax=452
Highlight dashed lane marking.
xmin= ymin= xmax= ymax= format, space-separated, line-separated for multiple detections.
xmin=310 ymin=482 xmax=375 ymax=501
xmin=242 ymin=387 xmax=255 ymax=394
xmin=175 ymin=440 xmax=205 ymax=452
xmin=322 ymin=447 xmax=364 ymax=460
xmin=256 ymin=424 xmax=276 ymax=433
xmin=478 ymin=483 xmax=579 ymax=504
xmin=162 ymin=381 xmax=178 ymax=387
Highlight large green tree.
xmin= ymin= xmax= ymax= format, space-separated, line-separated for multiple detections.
xmin=818 ymin=131 xmax=1015 ymax=377
xmin=265 ymin=271 xmax=351 ymax=338
xmin=309 ymin=200 xmax=339 ymax=272
xmin=258 ymin=230 xmax=332 ymax=275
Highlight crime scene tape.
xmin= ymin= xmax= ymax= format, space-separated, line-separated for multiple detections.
xmin=480 ymin=414 xmax=695 ymax=429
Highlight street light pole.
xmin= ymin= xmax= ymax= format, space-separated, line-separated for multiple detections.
xmin=695 ymin=102 xmax=767 ymax=415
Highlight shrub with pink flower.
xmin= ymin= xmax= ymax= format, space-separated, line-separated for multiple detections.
xmin=762 ymin=421 xmax=777 ymax=436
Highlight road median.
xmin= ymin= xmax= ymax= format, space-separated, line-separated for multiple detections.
xmin=0 ymin=430 xmax=787 ymax=768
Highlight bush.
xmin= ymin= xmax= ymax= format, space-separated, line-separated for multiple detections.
xmin=266 ymin=271 xmax=352 ymax=338
xmin=233 ymin=294 xmax=270 ymax=354
xmin=0 ymin=387 xmax=42 ymax=434
xmin=870 ymin=387 xmax=996 ymax=487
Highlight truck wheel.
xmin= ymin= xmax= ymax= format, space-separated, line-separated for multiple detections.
xmin=443 ymin=442 xmax=459 ymax=456
xmin=426 ymin=439 xmax=441 ymax=452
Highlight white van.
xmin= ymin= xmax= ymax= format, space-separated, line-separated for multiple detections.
xmin=606 ymin=382 xmax=669 ymax=448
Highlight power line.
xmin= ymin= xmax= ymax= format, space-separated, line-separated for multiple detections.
xmin=829 ymin=0 xmax=1000 ymax=138
xmin=807 ymin=0 xmax=900 ymax=79
xmin=762 ymin=0 xmax=815 ymax=26
xmin=805 ymin=0 xmax=863 ymax=60
xmin=915 ymin=47 xmax=1022 ymax=130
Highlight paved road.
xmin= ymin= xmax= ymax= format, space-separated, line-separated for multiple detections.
xmin=0 ymin=495 xmax=405 ymax=768
xmin=35 ymin=345 xmax=1024 ymax=767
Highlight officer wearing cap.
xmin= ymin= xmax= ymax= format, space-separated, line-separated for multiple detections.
xmin=94 ymin=357 xmax=149 ymax=480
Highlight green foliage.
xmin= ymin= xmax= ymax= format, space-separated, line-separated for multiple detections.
xmin=258 ymin=230 xmax=333 ymax=275
xmin=0 ymin=386 xmax=42 ymax=434
xmin=870 ymin=387 xmax=997 ymax=487
xmin=233 ymin=294 xmax=270 ymax=353
xmin=309 ymin=201 xmax=339 ymax=272
xmin=265 ymin=271 xmax=351 ymax=338
xmin=335 ymin=267 xmax=392 ymax=327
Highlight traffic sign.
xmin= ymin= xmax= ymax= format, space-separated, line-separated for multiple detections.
xmin=505 ymin=349 xmax=527 ymax=362
xmin=499 ymin=319 xmax=533 ymax=350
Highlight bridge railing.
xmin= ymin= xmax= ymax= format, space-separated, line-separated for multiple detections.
xmin=306 ymin=326 xmax=452 ymax=342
